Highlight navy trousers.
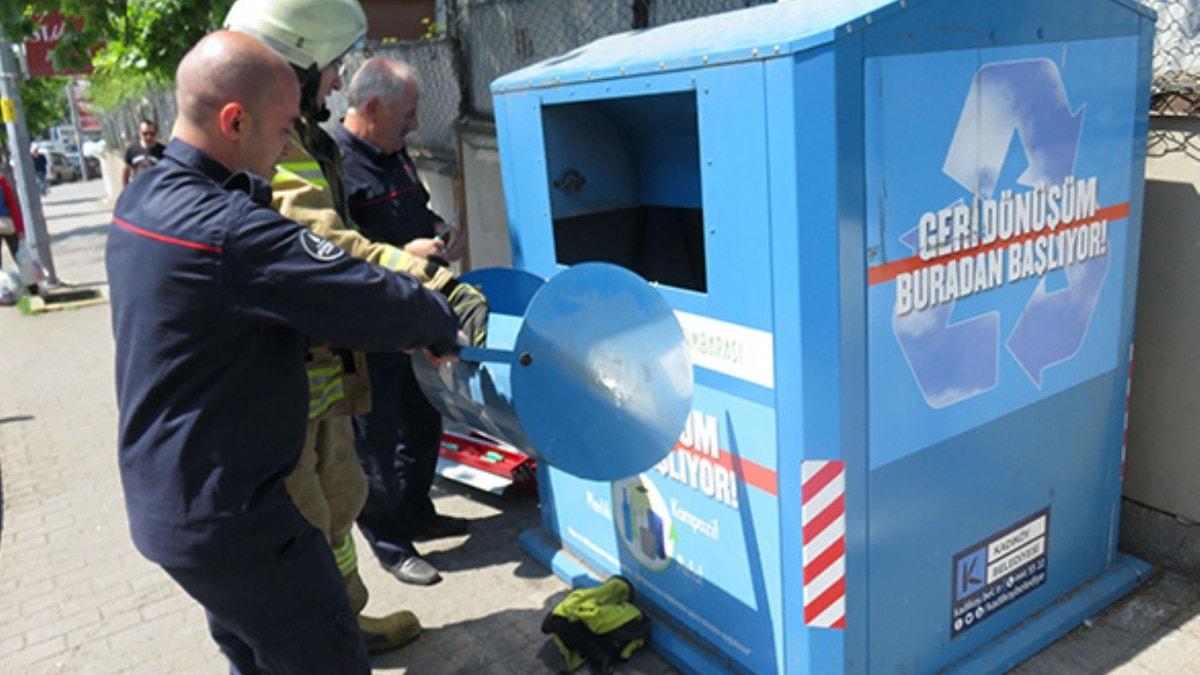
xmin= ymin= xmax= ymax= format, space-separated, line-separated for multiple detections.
xmin=164 ymin=522 xmax=369 ymax=675
xmin=354 ymin=351 xmax=442 ymax=566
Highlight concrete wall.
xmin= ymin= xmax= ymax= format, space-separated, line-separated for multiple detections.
xmin=98 ymin=150 xmax=124 ymax=206
xmin=413 ymin=156 xmax=456 ymax=227
xmin=414 ymin=120 xmax=513 ymax=272
xmin=1124 ymin=120 xmax=1200 ymax=524
xmin=457 ymin=120 xmax=513 ymax=270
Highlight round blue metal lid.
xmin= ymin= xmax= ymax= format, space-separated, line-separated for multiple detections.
xmin=511 ymin=263 xmax=693 ymax=481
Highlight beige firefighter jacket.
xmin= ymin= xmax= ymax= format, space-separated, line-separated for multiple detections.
xmin=274 ymin=137 xmax=457 ymax=420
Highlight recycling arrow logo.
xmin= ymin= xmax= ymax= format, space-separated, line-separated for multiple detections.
xmin=878 ymin=58 xmax=1116 ymax=408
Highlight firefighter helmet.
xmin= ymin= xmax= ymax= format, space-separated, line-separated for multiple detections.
xmin=223 ymin=0 xmax=367 ymax=72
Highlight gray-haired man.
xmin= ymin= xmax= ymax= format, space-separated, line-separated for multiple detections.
xmin=334 ymin=57 xmax=480 ymax=586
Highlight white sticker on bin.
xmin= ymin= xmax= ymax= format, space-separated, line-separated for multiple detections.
xmin=987 ymin=515 xmax=1046 ymax=564
xmin=674 ymin=311 xmax=775 ymax=389
xmin=951 ymin=508 xmax=1050 ymax=638
xmin=987 ymin=536 xmax=1046 ymax=584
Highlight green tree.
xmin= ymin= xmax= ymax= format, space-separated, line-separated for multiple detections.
xmin=17 ymin=74 xmax=69 ymax=136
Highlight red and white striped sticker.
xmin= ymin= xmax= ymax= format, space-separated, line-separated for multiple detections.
xmin=801 ymin=460 xmax=846 ymax=629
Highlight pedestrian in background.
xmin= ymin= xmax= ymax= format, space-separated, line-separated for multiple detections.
xmin=29 ymin=145 xmax=47 ymax=196
xmin=121 ymin=120 xmax=166 ymax=187
xmin=0 ymin=170 xmax=24 ymax=305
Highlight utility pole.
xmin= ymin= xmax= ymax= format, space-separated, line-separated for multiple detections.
xmin=66 ymin=80 xmax=86 ymax=179
xmin=0 ymin=39 xmax=58 ymax=284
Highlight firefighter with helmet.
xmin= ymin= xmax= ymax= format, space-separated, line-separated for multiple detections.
xmin=223 ymin=0 xmax=488 ymax=657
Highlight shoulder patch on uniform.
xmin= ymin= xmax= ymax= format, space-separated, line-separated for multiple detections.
xmin=299 ymin=230 xmax=345 ymax=262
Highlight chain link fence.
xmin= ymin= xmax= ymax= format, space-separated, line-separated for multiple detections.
xmin=326 ymin=38 xmax=462 ymax=161
xmin=325 ymin=1 xmax=772 ymax=158
xmin=457 ymin=0 xmax=633 ymax=117
xmin=453 ymin=0 xmax=771 ymax=116
xmin=1147 ymin=0 xmax=1200 ymax=158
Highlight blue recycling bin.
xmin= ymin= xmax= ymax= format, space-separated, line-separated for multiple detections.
xmin=487 ymin=0 xmax=1156 ymax=672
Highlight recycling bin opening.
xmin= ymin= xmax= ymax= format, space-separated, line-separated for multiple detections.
xmin=543 ymin=90 xmax=707 ymax=293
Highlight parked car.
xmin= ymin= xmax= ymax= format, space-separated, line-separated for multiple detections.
xmin=47 ymin=151 xmax=79 ymax=183
xmin=82 ymin=139 xmax=106 ymax=159
xmin=66 ymin=152 xmax=100 ymax=180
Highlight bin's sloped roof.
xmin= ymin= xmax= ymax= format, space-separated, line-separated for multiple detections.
xmin=491 ymin=0 xmax=897 ymax=93
xmin=490 ymin=0 xmax=1154 ymax=94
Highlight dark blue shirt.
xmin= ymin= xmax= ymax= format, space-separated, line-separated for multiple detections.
xmin=333 ymin=124 xmax=440 ymax=247
xmin=106 ymin=139 xmax=458 ymax=567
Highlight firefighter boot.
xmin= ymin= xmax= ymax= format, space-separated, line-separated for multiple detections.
xmin=358 ymin=610 xmax=422 ymax=654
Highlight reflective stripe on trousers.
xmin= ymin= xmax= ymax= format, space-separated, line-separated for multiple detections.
xmin=308 ymin=363 xmax=346 ymax=419
xmin=332 ymin=534 xmax=357 ymax=577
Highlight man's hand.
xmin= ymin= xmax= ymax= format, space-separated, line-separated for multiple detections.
xmin=434 ymin=222 xmax=466 ymax=261
xmin=404 ymin=237 xmax=445 ymax=259
xmin=422 ymin=347 xmax=459 ymax=367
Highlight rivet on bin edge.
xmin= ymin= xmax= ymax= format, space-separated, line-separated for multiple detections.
xmin=866 ymin=15 xmax=873 ymax=24
xmin=702 ymin=55 xmax=709 ymax=64
xmin=659 ymin=61 xmax=666 ymax=70
xmin=773 ymin=45 xmax=781 ymax=54
xmin=752 ymin=48 xmax=759 ymax=58
xmin=900 ymin=0 xmax=906 ymax=6
xmin=519 ymin=352 xmax=533 ymax=367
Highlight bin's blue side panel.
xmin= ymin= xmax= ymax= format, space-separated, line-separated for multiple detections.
xmin=515 ymin=62 xmax=788 ymax=674
xmin=860 ymin=30 xmax=1141 ymax=672
xmin=538 ymin=391 xmax=781 ymax=674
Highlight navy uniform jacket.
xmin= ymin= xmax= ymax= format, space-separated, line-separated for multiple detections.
xmin=333 ymin=124 xmax=439 ymax=247
xmin=106 ymin=139 xmax=458 ymax=567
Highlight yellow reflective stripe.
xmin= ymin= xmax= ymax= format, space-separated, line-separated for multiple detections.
xmin=271 ymin=165 xmax=304 ymax=187
xmin=283 ymin=161 xmax=321 ymax=173
xmin=277 ymin=160 xmax=328 ymax=188
xmin=308 ymin=382 xmax=346 ymax=419
xmin=333 ymin=535 xmax=358 ymax=576
xmin=308 ymin=363 xmax=343 ymax=378
xmin=307 ymin=364 xmax=343 ymax=389
xmin=307 ymin=363 xmax=346 ymax=419
xmin=378 ymin=246 xmax=413 ymax=272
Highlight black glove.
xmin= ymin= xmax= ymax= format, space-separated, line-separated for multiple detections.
xmin=445 ymin=279 xmax=488 ymax=347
